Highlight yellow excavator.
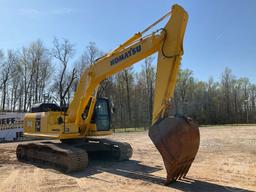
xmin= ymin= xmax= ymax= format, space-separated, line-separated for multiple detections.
xmin=16 ymin=4 xmax=200 ymax=184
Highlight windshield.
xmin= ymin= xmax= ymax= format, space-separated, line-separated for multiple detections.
xmin=95 ymin=100 xmax=109 ymax=115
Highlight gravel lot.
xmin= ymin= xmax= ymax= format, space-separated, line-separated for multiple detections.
xmin=0 ymin=125 xmax=255 ymax=192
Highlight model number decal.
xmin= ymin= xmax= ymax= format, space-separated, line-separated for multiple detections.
xmin=110 ymin=45 xmax=141 ymax=66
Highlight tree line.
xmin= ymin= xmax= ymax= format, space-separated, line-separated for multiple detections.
xmin=0 ymin=39 xmax=255 ymax=127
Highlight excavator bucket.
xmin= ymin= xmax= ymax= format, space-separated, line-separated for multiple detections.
xmin=148 ymin=116 xmax=200 ymax=184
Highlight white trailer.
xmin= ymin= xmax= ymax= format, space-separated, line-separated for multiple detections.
xmin=0 ymin=113 xmax=24 ymax=142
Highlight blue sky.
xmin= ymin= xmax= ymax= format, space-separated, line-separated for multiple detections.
xmin=0 ymin=0 xmax=255 ymax=82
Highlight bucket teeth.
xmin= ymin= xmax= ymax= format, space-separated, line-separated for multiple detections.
xmin=178 ymin=166 xmax=185 ymax=179
xmin=184 ymin=163 xmax=192 ymax=177
xmin=165 ymin=161 xmax=193 ymax=184
xmin=180 ymin=165 xmax=188 ymax=178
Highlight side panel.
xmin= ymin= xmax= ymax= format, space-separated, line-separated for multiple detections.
xmin=23 ymin=107 xmax=112 ymax=139
xmin=24 ymin=112 xmax=79 ymax=136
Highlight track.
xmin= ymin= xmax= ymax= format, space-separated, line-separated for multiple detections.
xmin=16 ymin=142 xmax=88 ymax=173
xmin=16 ymin=139 xmax=133 ymax=173
xmin=112 ymin=141 xmax=133 ymax=161
xmin=85 ymin=139 xmax=133 ymax=161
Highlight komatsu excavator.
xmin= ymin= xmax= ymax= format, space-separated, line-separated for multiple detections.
xmin=16 ymin=4 xmax=200 ymax=184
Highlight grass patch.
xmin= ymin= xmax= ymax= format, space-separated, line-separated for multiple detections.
xmin=112 ymin=124 xmax=256 ymax=132
xmin=112 ymin=127 xmax=147 ymax=133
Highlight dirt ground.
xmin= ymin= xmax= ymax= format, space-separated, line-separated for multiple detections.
xmin=0 ymin=125 xmax=255 ymax=192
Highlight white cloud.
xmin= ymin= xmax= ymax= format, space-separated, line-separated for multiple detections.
xmin=18 ymin=8 xmax=75 ymax=17
xmin=51 ymin=8 xmax=74 ymax=15
xmin=19 ymin=8 xmax=45 ymax=16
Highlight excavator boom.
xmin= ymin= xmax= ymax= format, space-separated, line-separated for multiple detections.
xmin=67 ymin=4 xmax=187 ymax=128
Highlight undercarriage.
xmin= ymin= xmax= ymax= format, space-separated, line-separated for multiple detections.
xmin=16 ymin=139 xmax=133 ymax=173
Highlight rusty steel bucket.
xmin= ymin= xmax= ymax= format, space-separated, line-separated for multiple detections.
xmin=148 ymin=116 xmax=200 ymax=184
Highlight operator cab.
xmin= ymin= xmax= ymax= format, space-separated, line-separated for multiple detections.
xmin=82 ymin=97 xmax=112 ymax=131
xmin=91 ymin=98 xmax=111 ymax=131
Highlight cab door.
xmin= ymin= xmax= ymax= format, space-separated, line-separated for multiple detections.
xmin=94 ymin=98 xmax=111 ymax=131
